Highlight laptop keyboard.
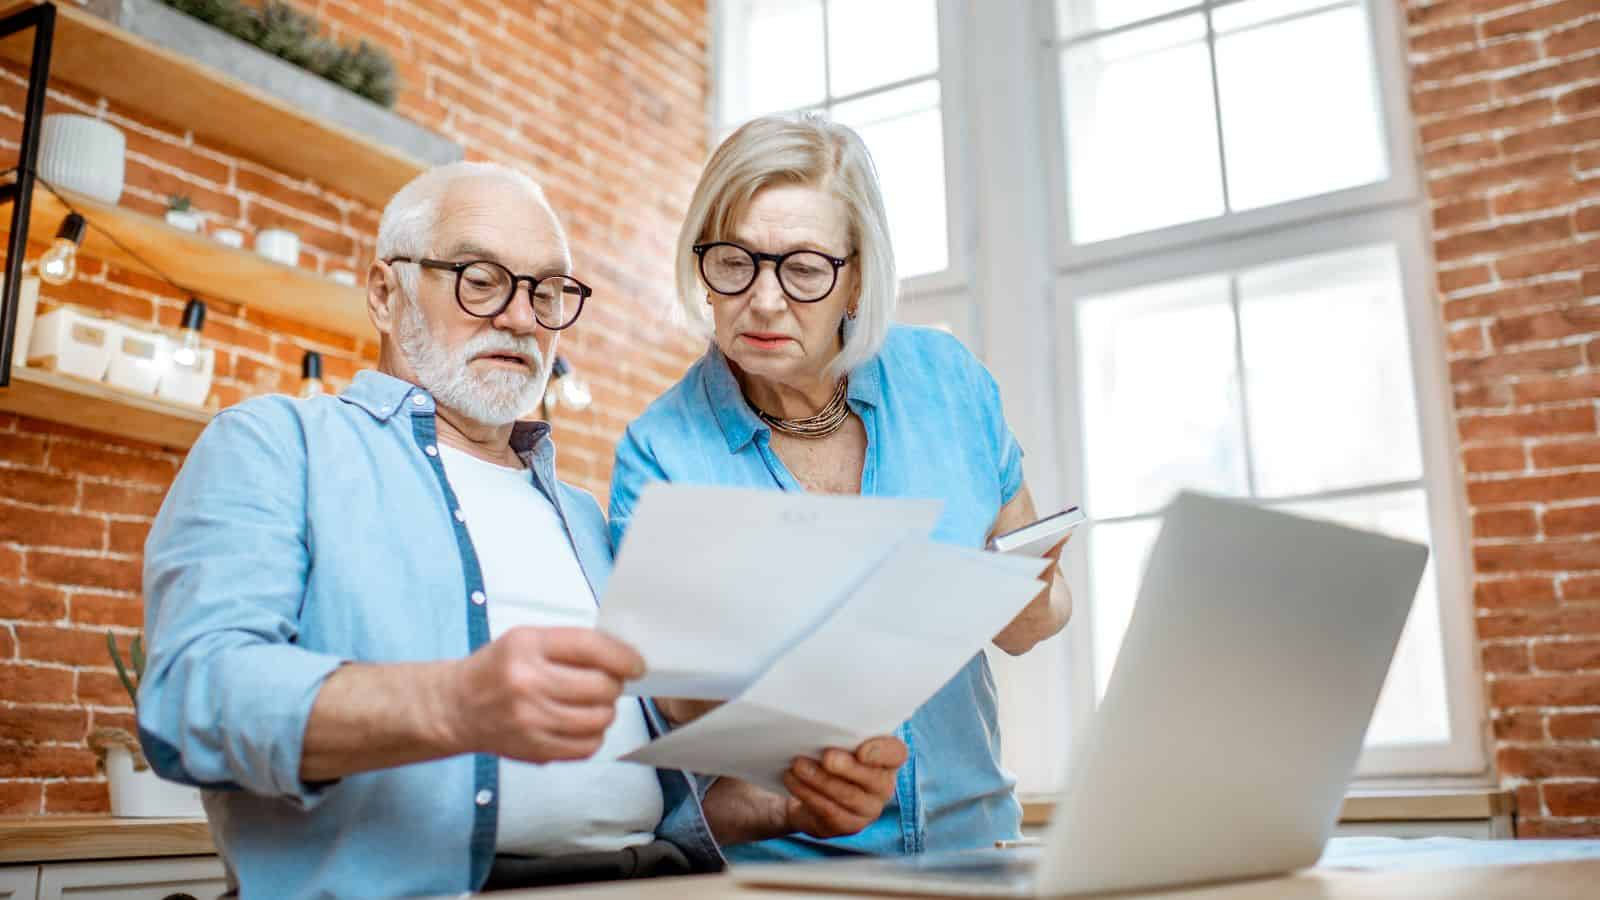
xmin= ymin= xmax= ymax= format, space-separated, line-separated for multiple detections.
xmin=891 ymin=849 xmax=1037 ymax=883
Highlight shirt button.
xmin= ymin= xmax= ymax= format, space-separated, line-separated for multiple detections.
xmin=424 ymin=445 xmax=438 ymax=457
xmin=411 ymin=395 xmax=429 ymax=407
xmin=453 ymin=509 xmax=466 ymax=523
xmin=470 ymin=591 xmax=486 ymax=605
xmin=475 ymin=789 xmax=493 ymax=806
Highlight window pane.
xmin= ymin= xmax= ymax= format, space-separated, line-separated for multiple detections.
xmin=1215 ymin=1 xmax=1388 ymax=211
xmin=1077 ymin=274 xmax=1249 ymax=519
xmin=1056 ymin=0 xmax=1193 ymax=37
xmin=827 ymin=0 xmax=939 ymax=97
xmin=1274 ymin=489 xmax=1450 ymax=747
xmin=1088 ymin=518 xmax=1163 ymax=697
xmin=1062 ymin=16 xmax=1225 ymax=243
xmin=1238 ymin=244 xmax=1423 ymax=497
xmin=727 ymin=0 xmax=826 ymax=120
xmin=832 ymin=79 xmax=949 ymax=278
xmin=1089 ymin=490 xmax=1450 ymax=749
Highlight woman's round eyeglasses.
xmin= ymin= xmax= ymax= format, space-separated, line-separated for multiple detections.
xmin=693 ymin=242 xmax=850 ymax=303
xmin=386 ymin=257 xmax=592 ymax=330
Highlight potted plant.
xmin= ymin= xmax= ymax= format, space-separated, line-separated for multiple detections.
xmin=89 ymin=632 xmax=205 ymax=817
xmin=164 ymin=195 xmax=203 ymax=233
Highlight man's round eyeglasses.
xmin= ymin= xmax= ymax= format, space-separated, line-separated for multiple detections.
xmin=386 ymin=257 xmax=592 ymax=330
xmin=692 ymin=242 xmax=850 ymax=303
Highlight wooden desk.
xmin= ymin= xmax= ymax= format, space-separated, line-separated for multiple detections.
xmin=479 ymin=860 xmax=1598 ymax=899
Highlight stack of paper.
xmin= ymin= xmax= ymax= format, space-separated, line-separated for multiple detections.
xmin=598 ymin=484 xmax=1050 ymax=794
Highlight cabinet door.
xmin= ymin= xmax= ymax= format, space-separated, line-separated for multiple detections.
xmin=0 ymin=865 xmax=40 ymax=900
xmin=37 ymin=857 xmax=226 ymax=900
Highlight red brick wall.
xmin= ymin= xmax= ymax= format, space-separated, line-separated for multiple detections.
xmin=1404 ymin=0 xmax=1600 ymax=836
xmin=0 ymin=0 xmax=706 ymax=814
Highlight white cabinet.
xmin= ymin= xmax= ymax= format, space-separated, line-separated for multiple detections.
xmin=35 ymin=857 xmax=226 ymax=900
xmin=0 ymin=867 xmax=40 ymax=900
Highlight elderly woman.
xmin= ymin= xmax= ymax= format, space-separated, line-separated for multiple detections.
xmin=608 ymin=115 xmax=1072 ymax=860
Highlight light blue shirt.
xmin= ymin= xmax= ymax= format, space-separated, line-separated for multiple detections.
xmin=609 ymin=324 xmax=1026 ymax=860
xmin=139 ymin=370 xmax=722 ymax=899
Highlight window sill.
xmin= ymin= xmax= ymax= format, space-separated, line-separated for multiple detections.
xmin=1018 ymin=787 xmax=1515 ymax=829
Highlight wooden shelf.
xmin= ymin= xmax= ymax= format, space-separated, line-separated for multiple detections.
xmin=0 ymin=815 xmax=214 ymax=864
xmin=28 ymin=186 xmax=373 ymax=340
xmin=0 ymin=364 xmax=210 ymax=449
xmin=0 ymin=0 xmax=432 ymax=208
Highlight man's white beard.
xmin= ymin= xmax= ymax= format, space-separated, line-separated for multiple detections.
xmin=395 ymin=295 xmax=550 ymax=426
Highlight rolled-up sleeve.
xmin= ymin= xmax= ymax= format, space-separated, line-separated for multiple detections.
xmin=955 ymin=338 xmax=1026 ymax=504
xmin=138 ymin=401 xmax=345 ymax=809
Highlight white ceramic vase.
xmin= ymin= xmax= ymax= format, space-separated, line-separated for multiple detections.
xmin=106 ymin=744 xmax=205 ymax=818
xmin=38 ymin=114 xmax=126 ymax=204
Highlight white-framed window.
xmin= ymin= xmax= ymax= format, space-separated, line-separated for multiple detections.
xmin=711 ymin=0 xmax=967 ymax=291
xmin=1045 ymin=0 xmax=1486 ymax=779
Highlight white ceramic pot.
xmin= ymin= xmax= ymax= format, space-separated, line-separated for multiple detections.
xmin=255 ymin=228 xmax=300 ymax=266
xmin=39 ymin=114 xmax=126 ymax=204
xmin=106 ymin=744 xmax=204 ymax=818
xmin=164 ymin=208 xmax=203 ymax=233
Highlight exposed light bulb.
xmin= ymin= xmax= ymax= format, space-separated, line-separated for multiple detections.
xmin=37 ymin=213 xmax=86 ymax=286
xmin=542 ymin=355 xmax=592 ymax=414
xmin=300 ymin=350 xmax=324 ymax=398
xmin=557 ymin=373 xmax=592 ymax=411
xmin=172 ymin=299 xmax=206 ymax=368
xmin=172 ymin=330 xmax=200 ymax=367
xmin=38 ymin=239 xmax=76 ymax=285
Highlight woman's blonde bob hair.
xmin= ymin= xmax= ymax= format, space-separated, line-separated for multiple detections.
xmin=675 ymin=113 xmax=896 ymax=378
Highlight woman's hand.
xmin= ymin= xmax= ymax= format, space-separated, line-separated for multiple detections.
xmin=990 ymin=484 xmax=1074 ymax=655
xmin=783 ymin=735 xmax=908 ymax=839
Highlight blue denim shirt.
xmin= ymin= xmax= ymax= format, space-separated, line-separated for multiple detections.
xmin=608 ymin=324 xmax=1026 ymax=860
xmin=139 ymin=370 xmax=722 ymax=900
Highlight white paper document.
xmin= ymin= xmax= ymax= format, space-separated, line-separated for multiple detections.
xmin=598 ymin=483 xmax=943 ymax=699
xmin=600 ymin=490 xmax=1049 ymax=793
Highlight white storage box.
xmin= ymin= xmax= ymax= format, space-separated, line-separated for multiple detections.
xmin=155 ymin=343 xmax=214 ymax=407
xmin=27 ymin=308 xmax=114 ymax=380
xmin=105 ymin=324 xmax=171 ymax=396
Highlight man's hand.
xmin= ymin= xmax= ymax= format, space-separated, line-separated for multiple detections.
xmin=783 ymin=735 xmax=908 ymax=839
xmin=441 ymin=626 xmax=646 ymax=764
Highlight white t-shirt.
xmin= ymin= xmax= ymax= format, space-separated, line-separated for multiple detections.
xmin=439 ymin=445 xmax=662 ymax=857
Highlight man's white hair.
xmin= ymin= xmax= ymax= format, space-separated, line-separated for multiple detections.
xmin=376 ymin=161 xmax=566 ymax=295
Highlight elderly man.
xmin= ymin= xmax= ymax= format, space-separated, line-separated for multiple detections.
xmin=137 ymin=161 xmax=906 ymax=899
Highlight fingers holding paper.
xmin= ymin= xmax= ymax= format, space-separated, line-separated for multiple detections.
xmin=784 ymin=736 xmax=909 ymax=839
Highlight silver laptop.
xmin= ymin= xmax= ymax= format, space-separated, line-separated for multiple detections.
xmin=733 ymin=491 xmax=1429 ymax=898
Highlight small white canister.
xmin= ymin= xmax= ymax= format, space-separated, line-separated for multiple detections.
xmin=255 ymin=228 xmax=301 ymax=266
xmin=39 ymin=114 xmax=126 ymax=204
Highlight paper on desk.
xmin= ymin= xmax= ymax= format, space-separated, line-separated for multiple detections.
xmin=623 ymin=540 xmax=1048 ymax=793
xmin=597 ymin=483 xmax=943 ymax=699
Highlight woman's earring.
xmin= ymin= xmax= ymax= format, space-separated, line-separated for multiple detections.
xmin=846 ymin=306 xmax=859 ymax=320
